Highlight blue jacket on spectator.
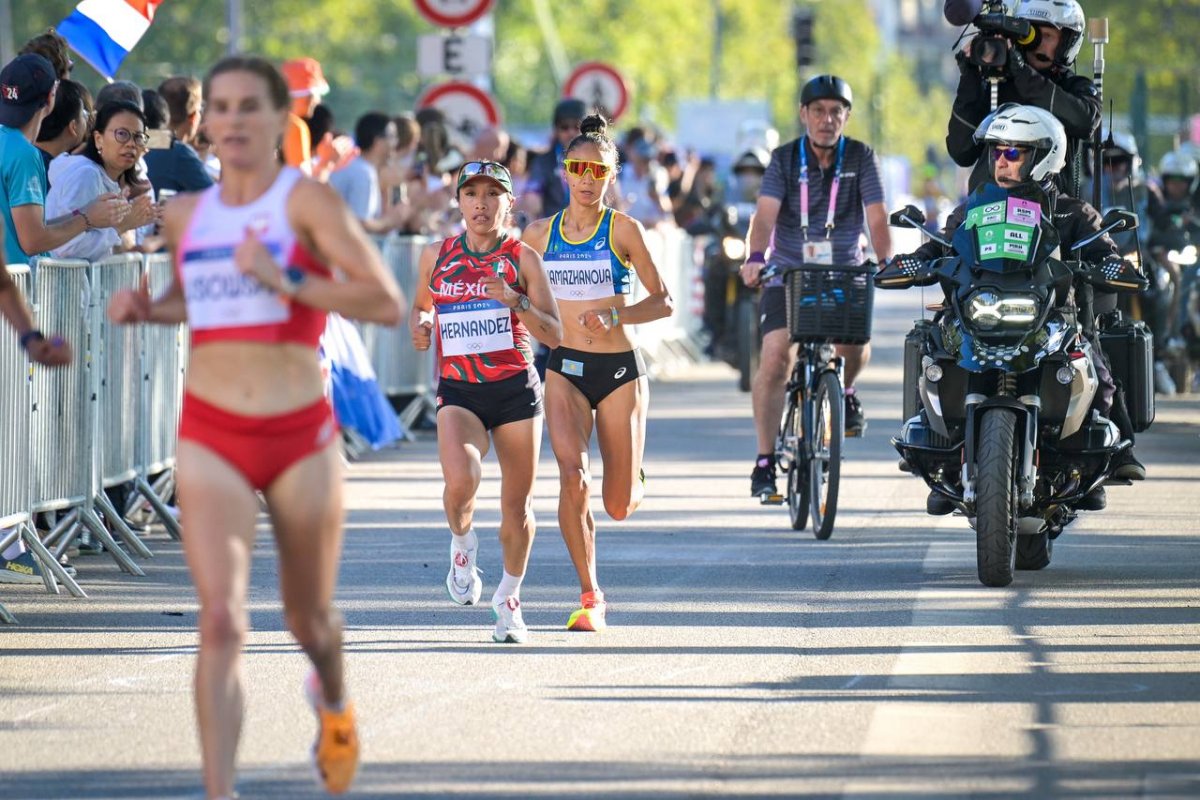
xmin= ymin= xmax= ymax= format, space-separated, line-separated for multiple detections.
xmin=144 ymin=138 xmax=213 ymax=195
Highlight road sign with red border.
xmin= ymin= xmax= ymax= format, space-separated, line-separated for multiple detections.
xmin=563 ymin=62 xmax=629 ymax=123
xmin=417 ymin=81 xmax=501 ymax=148
xmin=413 ymin=0 xmax=495 ymax=29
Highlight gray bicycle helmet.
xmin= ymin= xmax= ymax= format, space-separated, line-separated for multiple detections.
xmin=800 ymin=75 xmax=852 ymax=109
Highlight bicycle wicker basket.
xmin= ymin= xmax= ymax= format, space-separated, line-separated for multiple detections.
xmin=783 ymin=263 xmax=874 ymax=344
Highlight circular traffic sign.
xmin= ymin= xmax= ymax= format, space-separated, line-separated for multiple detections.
xmin=563 ymin=61 xmax=629 ymax=123
xmin=413 ymin=0 xmax=495 ymax=28
xmin=417 ymin=81 xmax=501 ymax=150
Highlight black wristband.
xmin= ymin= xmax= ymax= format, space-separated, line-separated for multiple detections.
xmin=19 ymin=329 xmax=44 ymax=350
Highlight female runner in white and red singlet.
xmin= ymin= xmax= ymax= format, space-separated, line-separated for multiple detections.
xmin=522 ymin=115 xmax=673 ymax=632
xmin=107 ymin=56 xmax=402 ymax=800
xmin=411 ymin=160 xmax=561 ymax=644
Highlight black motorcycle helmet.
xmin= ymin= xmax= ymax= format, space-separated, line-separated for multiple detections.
xmin=800 ymin=75 xmax=852 ymax=109
xmin=732 ymin=147 xmax=770 ymax=174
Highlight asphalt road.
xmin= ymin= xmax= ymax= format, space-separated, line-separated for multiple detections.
xmin=2 ymin=288 xmax=1199 ymax=799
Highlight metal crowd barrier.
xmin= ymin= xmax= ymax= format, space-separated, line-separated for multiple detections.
xmin=0 ymin=266 xmax=33 ymax=623
xmin=360 ymin=235 xmax=436 ymax=432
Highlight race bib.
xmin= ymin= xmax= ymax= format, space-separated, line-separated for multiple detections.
xmin=438 ymin=299 xmax=514 ymax=357
xmin=545 ymin=255 xmax=616 ymax=301
xmin=803 ymin=240 xmax=833 ymax=266
xmin=182 ymin=245 xmax=289 ymax=331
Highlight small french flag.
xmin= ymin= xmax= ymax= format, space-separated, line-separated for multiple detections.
xmin=57 ymin=0 xmax=164 ymax=80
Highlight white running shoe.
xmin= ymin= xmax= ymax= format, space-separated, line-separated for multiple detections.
xmin=445 ymin=543 xmax=482 ymax=606
xmin=491 ymin=596 xmax=529 ymax=644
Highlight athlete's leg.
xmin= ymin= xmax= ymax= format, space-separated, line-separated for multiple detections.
xmin=437 ymin=407 xmax=490 ymax=535
xmin=595 ymin=375 xmax=649 ymax=521
xmin=263 ymin=441 xmax=346 ymax=706
xmin=838 ymin=342 xmax=870 ymax=388
xmin=545 ymin=371 xmax=599 ymax=594
xmin=751 ymin=328 xmax=793 ymax=455
xmin=489 ymin=415 xmax=542 ymax=579
xmin=175 ymin=441 xmax=260 ymax=800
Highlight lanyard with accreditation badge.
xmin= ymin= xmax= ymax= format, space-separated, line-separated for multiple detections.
xmin=798 ymin=135 xmax=845 ymax=266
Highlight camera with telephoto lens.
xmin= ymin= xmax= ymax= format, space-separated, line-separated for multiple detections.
xmin=966 ymin=0 xmax=1039 ymax=79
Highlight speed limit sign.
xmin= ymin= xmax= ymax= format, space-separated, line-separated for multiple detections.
xmin=563 ymin=62 xmax=630 ymax=123
xmin=413 ymin=0 xmax=495 ymax=28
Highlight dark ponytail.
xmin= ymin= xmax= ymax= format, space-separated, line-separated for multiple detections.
xmin=566 ymin=113 xmax=619 ymax=172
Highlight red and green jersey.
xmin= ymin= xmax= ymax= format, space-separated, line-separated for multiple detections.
xmin=430 ymin=234 xmax=534 ymax=383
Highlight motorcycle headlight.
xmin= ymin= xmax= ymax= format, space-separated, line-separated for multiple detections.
xmin=964 ymin=291 xmax=1040 ymax=330
xmin=722 ymin=236 xmax=747 ymax=261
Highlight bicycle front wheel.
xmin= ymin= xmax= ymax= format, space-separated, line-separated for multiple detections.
xmin=786 ymin=398 xmax=810 ymax=531
xmin=808 ymin=370 xmax=843 ymax=540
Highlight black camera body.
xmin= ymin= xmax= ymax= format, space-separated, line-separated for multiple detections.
xmin=966 ymin=1 xmax=1038 ymax=80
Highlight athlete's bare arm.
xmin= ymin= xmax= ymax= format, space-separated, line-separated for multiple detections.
xmin=520 ymin=217 xmax=552 ymax=255
xmin=107 ymin=194 xmax=194 ymax=325
xmin=409 ymin=242 xmax=438 ymax=351
xmin=608 ymin=211 xmax=673 ymax=325
xmin=515 ymin=243 xmax=562 ymax=348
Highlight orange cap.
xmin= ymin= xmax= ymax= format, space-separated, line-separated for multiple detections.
xmin=281 ymin=57 xmax=329 ymax=98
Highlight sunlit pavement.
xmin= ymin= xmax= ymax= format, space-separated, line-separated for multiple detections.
xmin=3 ymin=288 xmax=1199 ymax=799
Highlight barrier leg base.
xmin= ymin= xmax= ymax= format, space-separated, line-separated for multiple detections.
xmin=398 ymin=393 xmax=436 ymax=441
xmin=80 ymin=509 xmax=145 ymax=577
xmin=134 ymin=475 xmax=182 ymax=541
xmin=21 ymin=522 xmax=86 ymax=598
xmin=95 ymin=492 xmax=154 ymax=559
xmin=0 ymin=601 xmax=16 ymax=624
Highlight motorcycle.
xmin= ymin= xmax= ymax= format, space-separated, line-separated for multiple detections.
xmin=1147 ymin=206 xmax=1200 ymax=393
xmin=695 ymin=200 xmax=759 ymax=391
xmin=875 ymin=182 xmax=1149 ymax=587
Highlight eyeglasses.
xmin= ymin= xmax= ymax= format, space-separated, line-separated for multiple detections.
xmin=563 ymin=159 xmax=612 ymax=180
xmin=992 ymin=146 xmax=1029 ymax=163
xmin=111 ymin=127 xmax=150 ymax=147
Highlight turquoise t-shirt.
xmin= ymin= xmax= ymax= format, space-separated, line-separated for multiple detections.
xmin=0 ymin=125 xmax=48 ymax=265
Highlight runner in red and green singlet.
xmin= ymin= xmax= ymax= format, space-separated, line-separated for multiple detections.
xmin=411 ymin=161 xmax=562 ymax=644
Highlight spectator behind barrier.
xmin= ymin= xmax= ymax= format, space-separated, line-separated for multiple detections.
xmin=144 ymin=76 xmax=214 ymax=195
xmin=523 ymin=97 xmax=588 ymax=220
xmin=330 ymin=112 xmax=409 ymax=236
xmin=619 ymin=137 xmax=673 ymax=228
xmin=141 ymin=88 xmax=169 ymax=131
xmin=379 ymin=113 xmax=421 ymax=224
xmin=1 ymin=54 xmax=128 ymax=267
xmin=19 ymin=28 xmax=72 ymax=80
xmin=281 ymin=56 xmax=351 ymax=181
xmin=45 ymin=101 xmax=160 ymax=261
xmin=35 ymin=79 xmax=92 ymax=184
xmin=96 ymin=80 xmax=143 ymax=111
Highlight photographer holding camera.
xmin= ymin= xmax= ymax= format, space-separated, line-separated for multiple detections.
xmin=946 ymin=0 xmax=1100 ymax=194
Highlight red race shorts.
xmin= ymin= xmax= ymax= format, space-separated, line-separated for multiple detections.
xmin=178 ymin=392 xmax=339 ymax=491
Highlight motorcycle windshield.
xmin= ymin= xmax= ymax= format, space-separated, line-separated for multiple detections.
xmin=953 ymin=183 xmax=1054 ymax=273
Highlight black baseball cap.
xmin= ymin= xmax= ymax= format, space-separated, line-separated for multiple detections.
xmin=0 ymin=54 xmax=58 ymax=127
xmin=553 ymin=98 xmax=587 ymax=125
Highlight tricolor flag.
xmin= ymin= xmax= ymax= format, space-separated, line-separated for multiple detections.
xmin=57 ymin=1 xmax=164 ymax=80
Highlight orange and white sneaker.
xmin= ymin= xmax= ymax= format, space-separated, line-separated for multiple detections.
xmin=566 ymin=590 xmax=607 ymax=632
xmin=304 ymin=671 xmax=360 ymax=795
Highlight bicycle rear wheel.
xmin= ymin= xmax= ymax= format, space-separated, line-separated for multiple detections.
xmin=808 ymin=370 xmax=843 ymax=540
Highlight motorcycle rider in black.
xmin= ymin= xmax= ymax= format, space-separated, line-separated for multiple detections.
xmin=906 ymin=104 xmax=1145 ymax=512
xmin=947 ymin=0 xmax=1099 ymax=194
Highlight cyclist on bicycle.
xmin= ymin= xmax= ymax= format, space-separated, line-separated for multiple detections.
xmin=739 ymin=75 xmax=892 ymax=499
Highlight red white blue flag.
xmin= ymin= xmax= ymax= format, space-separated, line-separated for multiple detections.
xmin=57 ymin=1 xmax=164 ymax=80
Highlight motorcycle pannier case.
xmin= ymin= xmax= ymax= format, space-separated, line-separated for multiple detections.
xmin=902 ymin=320 xmax=933 ymax=422
xmin=1100 ymin=319 xmax=1155 ymax=432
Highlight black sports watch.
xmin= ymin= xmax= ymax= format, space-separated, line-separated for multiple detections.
xmin=279 ymin=266 xmax=307 ymax=296
xmin=514 ymin=294 xmax=531 ymax=312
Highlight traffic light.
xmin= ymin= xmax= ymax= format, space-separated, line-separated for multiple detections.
xmin=792 ymin=8 xmax=815 ymax=68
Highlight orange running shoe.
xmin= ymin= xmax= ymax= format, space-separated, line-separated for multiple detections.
xmin=566 ymin=590 xmax=607 ymax=632
xmin=305 ymin=671 xmax=360 ymax=795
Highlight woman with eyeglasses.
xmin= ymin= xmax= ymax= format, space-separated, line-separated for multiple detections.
xmin=107 ymin=56 xmax=404 ymax=800
xmin=45 ymin=100 xmax=158 ymax=261
xmin=521 ymin=114 xmax=673 ymax=632
xmin=410 ymin=160 xmax=562 ymax=644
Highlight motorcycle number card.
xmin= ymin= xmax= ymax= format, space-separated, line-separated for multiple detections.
xmin=965 ymin=198 xmax=1041 ymax=263
xmin=802 ymin=240 xmax=833 ymax=265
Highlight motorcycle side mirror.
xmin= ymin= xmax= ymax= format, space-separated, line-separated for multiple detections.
xmin=1099 ymin=208 xmax=1139 ymax=233
xmin=889 ymin=205 xmax=927 ymax=229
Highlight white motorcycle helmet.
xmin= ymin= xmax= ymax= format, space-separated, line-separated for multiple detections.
xmin=974 ymin=103 xmax=1067 ymax=183
xmin=1159 ymin=150 xmax=1199 ymax=194
xmin=1014 ymin=0 xmax=1086 ymax=66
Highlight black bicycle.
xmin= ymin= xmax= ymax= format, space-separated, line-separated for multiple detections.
xmin=761 ymin=263 xmax=874 ymax=540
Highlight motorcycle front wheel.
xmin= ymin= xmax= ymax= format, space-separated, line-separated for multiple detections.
xmin=975 ymin=408 xmax=1019 ymax=587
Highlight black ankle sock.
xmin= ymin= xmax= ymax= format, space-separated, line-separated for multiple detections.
xmin=756 ymin=454 xmax=774 ymax=469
